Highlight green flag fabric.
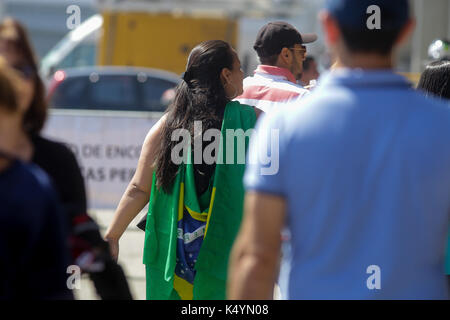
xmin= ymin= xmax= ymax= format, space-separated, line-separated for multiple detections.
xmin=143 ymin=101 xmax=256 ymax=300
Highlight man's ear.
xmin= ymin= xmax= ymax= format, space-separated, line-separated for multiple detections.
xmin=395 ymin=18 xmax=415 ymax=47
xmin=278 ymin=47 xmax=292 ymax=66
xmin=319 ymin=11 xmax=340 ymax=46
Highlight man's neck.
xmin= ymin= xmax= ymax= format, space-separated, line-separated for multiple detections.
xmin=257 ymin=65 xmax=297 ymax=83
xmin=337 ymin=50 xmax=394 ymax=70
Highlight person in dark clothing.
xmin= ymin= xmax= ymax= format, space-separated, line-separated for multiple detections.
xmin=0 ymin=60 xmax=72 ymax=300
xmin=0 ymin=17 xmax=132 ymax=300
xmin=31 ymin=136 xmax=132 ymax=299
xmin=0 ymin=155 xmax=73 ymax=300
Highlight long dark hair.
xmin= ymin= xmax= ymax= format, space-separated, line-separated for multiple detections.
xmin=0 ymin=57 xmax=19 ymax=113
xmin=155 ymin=40 xmax=234 ymax=192
xmin=0 ymin=17 xmax=47 ymax=135
xmin=417 ymin=59 xmax=450 ymax=99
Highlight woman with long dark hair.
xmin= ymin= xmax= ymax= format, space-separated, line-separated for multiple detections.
xmin=0 ymin=17 xmax=132 ymax=300
xmin=417 ymin=59 xmax=450 ymax=99
xmin=106 ymin=40 xmax=259 ymax=299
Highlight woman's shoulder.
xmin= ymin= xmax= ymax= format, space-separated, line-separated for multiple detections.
xmin=228 ymin=100 xmax=253 ymax=112
xmin=31 ymin=135 xmax=78 ymax=167
xmin=32 ymin=134 xmax=71 ymax=153
xmin=227 ymin=101 xmax=258 ymax=127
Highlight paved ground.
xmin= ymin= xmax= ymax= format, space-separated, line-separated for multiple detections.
xmin=73 ymin=208 xmax=281 ymax=300
xmin=73 ymin=209 xmax=148 ymax=300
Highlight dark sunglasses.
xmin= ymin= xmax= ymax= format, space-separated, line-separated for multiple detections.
xmin=289 ymin=46 xmax=307 ymax=56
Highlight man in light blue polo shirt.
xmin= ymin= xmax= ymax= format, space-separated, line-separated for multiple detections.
xmin=228 ymin=0 xmax=450 ymax=299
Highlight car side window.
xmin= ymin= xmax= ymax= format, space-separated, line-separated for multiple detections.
xmin=89 ymin=75 xmax=138 ymax=110
xmin=137 ymin=77 xmax=178 ymax=112
xmin=50 ymin=76 xmax=89 ymax=109
xmin=49 ymin=72 xmax=178 ymax=111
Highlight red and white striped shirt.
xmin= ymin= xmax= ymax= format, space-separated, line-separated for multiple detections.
xmin=235 ymin=65 xmax=310 ymax=113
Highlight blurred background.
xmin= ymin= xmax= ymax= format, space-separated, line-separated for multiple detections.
xmin=1 ymin=0 xmax=449 ymax=77
xmin=1 ymin=0 xmax=449 ymax=299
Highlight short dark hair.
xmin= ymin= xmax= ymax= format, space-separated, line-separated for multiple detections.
xmin=337 ymin=23 xmax=403 ymax=55
xmin=417 ymin=59 xmax=450 ymax=100
xmin=303 ymin=56 xmax=315 ymax=72
xmin=259 ymin=54 xmax=279 ymax=66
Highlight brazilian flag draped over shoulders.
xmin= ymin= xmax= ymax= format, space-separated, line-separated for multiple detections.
xmin=143 ymin=101 xmax=256 ymax=300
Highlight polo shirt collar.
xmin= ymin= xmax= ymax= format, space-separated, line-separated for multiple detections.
xmin=318 ymin=68 xmax=412 ymax=89
xmin=255 ymin=65 xmax=297 ymax=84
